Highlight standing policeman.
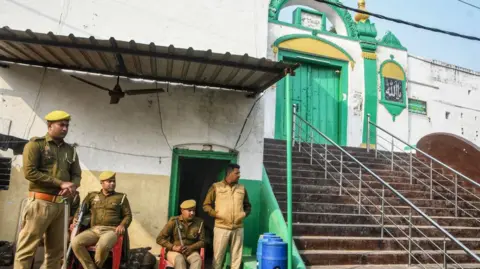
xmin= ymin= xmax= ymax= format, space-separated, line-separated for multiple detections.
xmin=15 ymin=110 xmax=82 ymax=269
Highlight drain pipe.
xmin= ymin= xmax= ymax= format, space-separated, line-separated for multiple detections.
xmin=285 ymin=70 xmax=293 ymax=269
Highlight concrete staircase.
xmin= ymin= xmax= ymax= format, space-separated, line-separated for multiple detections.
xmin=263 ymin=138 xmax=480 ymax=269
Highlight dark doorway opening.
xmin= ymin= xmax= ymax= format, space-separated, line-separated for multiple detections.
xmin=177 ymin=157 xmax=231 ymax=266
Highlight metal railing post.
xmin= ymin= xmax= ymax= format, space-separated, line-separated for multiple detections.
xmin=310 ymin=130 xmax=314 ymax=165
xmin=409 ymin=150 xmax=413 ymax=185
xmin=381 ymin=186 xmax=385 ymax=238
xmin=358 ymin=167 xmax=362 ymax=215
xmin=408 ymin=208 xmax=412 ymax=266
xmin=374 ymin=124 xmax=378 ymax=158
xmin=292 ymin=104 xmax=297 ymax=148
xmin=367 ymin=114 xmax=371 ymax=153
xmin=455 ymin=174 xmax=458 ymax=217
xmin=443 ymin=236 xmax=447 ymax=268
xmin=339 ymin=152 xmax=343 ymax=195
xmin=324 ymin=145 xmax=328 ymax=179
xmin=298 ymin=123 xmax=302 ymax=152
xmin=430 ymin=159 xmax=433 ymax=200
xmin=391 ymin=137 xmax=394 ymax=171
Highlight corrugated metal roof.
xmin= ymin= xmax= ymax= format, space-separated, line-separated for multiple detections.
xmin=0 ymin=26 xmax=299 ymax=94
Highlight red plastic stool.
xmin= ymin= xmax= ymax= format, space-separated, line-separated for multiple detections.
xmin=158 ymin=247 xmax=204 ymax=269
xmin=74 ymin=235 xmax=124 ymax=269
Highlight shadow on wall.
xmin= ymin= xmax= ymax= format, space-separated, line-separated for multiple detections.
xmin=416 ymin=132 xmax=480 ymax=189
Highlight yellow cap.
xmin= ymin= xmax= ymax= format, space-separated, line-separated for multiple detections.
xmin=99 ymin=171 xmax=116 ymax=181
xmin=44 ymin=110 xmax=71 ymax=122
xmin=180 ymin=199 xmax=196 ymax=209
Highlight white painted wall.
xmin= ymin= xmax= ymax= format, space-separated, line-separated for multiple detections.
xmin=407 ymin=55 xmax=480 ymax=147
xmin=0 ymin=64 xmax=264 ymax=180
xmin=0 ymin=0 xmax=269 ymax=58
xmin=264 ymin=21 xmax=365 ymax=148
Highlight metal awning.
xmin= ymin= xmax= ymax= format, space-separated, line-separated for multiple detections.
xmin=0 ymin=26 xmax=299 ymax=94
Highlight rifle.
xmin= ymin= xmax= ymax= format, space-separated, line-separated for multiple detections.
xmin=64 ymin=199 xmax=87 ymax=269
xmin=174 ymin=218 xmax=184 ymax=246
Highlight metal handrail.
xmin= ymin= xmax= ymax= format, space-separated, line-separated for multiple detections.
xmin=368 ymin=118 xmax=480 ymax=190
xmin=293 ymin=112 xmax=480 ymax=265
xmin=369 ymin=119 xmax=480 ymax=221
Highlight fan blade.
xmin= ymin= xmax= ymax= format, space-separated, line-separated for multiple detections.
xmin=71 ymin=75 xmax=112 ymax=92
xmin=124 ymin=88 xmax=165 ymax=95
xmin=110 ymin=96 xmax=121 ymax=104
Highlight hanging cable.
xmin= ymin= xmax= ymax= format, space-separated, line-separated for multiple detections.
xmin=314 ymin=0 xmax=480 ymax=42
xmin=458 ymin=0 xmax=480 ymax=11
xmin=234 ymin=93 xmax=265 ymax=149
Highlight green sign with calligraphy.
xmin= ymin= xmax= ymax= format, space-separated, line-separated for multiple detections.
xmin=408 ymin=98 xmax=427 ymax=115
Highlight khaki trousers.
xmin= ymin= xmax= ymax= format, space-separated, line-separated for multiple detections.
xmin=166 ymin=251 xmax=201 ymax=269
xmin=14 ymin=198 xmax=65 ymax=269
xmin=213 ymin=227 xmax=243 ymax=269
xmin=71 ymin=226 xmax=118 ymax=269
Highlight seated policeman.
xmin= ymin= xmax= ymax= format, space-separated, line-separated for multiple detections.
xmin=71 ymin=171 xmax=132 ymax=269
xmin=157 ymin=200 xmax=205 ymax=269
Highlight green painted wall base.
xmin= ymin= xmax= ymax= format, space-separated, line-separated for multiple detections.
xmin=261 ymin=167 xmax=306 ymax=269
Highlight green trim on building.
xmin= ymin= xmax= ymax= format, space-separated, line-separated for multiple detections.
xmin=379 ymin=31 xmax=407 ymax=51
xmin=273 ymin=34 xmax=355 ymax=63
xmin=274 ymin=49 xmax=349 ymax=146
xmin=362 ymin=58 xmax=378 ymax=145
xmin=357 ymin=19 xmax=379 ymax=146
xmin=168 ymin=148 xmax=237 ymax=218
xmin=379 ymin=57 xmax=407 ymax=121
xmin=269 ymin=19 xmax=359 ymax=42
xmin=292 ymin=7 xmax=327 ymax=31
xmin=268 ymin=0 xmax=359 ymax=38
xmin=261 ymin=167 xmax=306 ymax=269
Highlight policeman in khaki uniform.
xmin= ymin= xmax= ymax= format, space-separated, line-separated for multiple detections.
xmin=71 ymin=171 xmax=132 ymax=269
xmin=203 ymin=164 xmax=251 ymax=269
xmin=157 ymin=200 xmax=205 ymax=269
xmin=15 ymin=110 xmax=81 ymax=269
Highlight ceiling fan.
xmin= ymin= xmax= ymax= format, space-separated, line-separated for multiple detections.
xmin=71 ymin=75 xmax=165 ymax=104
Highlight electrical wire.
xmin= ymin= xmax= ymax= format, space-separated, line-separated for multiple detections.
xmin=458 ymin=0 xmax=480 ymax=11
xmin=23 ymin=67 xmax=47 ymax=139
xmin=234 ymin=93 xmax=265 ymax=149
xmin=314 ymin=0 xmax=480 ymax=42
xmin=156 ymin=91 xmax=172 ymax=151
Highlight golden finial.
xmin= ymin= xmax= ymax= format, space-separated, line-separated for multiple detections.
xmin=354 ymin=0 xmax=370 ymax=23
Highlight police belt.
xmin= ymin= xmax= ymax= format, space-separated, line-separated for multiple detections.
xmin=29 ymin=192 xmax=64 ymax=203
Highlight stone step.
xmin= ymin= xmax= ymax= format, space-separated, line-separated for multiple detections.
xmin=264 ymin=165 xmax=450 ymax=181
xmin=272 ymin=184 xmax=480 ymax=204
xmin=294 ymin=236 xmax=480 ymax=251
xmin=264 ymin=158 xmax=437 ymax=175
xmin=286 ymin=212 xmax=480 ymax=227
xmin=299 ymin=249 xmax=480 ymax=266
xmin=293 ymin=223 xmax=480 ymax=238
xmin=306 ymin=263 xmax=480 ymax=269
xmin=278 ymin=201 xmax=480 ymax=218
xmin=268 ymin=174 xmax=463 ymax=190
xmin=269 ymin=177 xmax=472 ymax=195
xmin=307 ymin=265 xmax=480 ymax=269
xmin=264 ymin=140 xmax=404 ymax=157
xmin=275 ymin=191 xmax=480 ymax=211
xmin=263 ymin=147 xmax=417 ymax=165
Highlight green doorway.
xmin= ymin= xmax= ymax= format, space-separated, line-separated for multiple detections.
xmin=274 ymin=50 xmax=348 ymax=146
xmin=168 ymin=149 xmax=237 ymax=264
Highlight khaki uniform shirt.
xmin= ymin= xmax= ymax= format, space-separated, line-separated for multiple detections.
xmin=23 ymin=133 xmax=82 ymax=195
xmin=203 ymin=180 xmax=251 ymax=230
xmin=76 ymin=191 xmax=132 ymax=228
xmin=156 ymin=216 xmax=205 ymax=252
